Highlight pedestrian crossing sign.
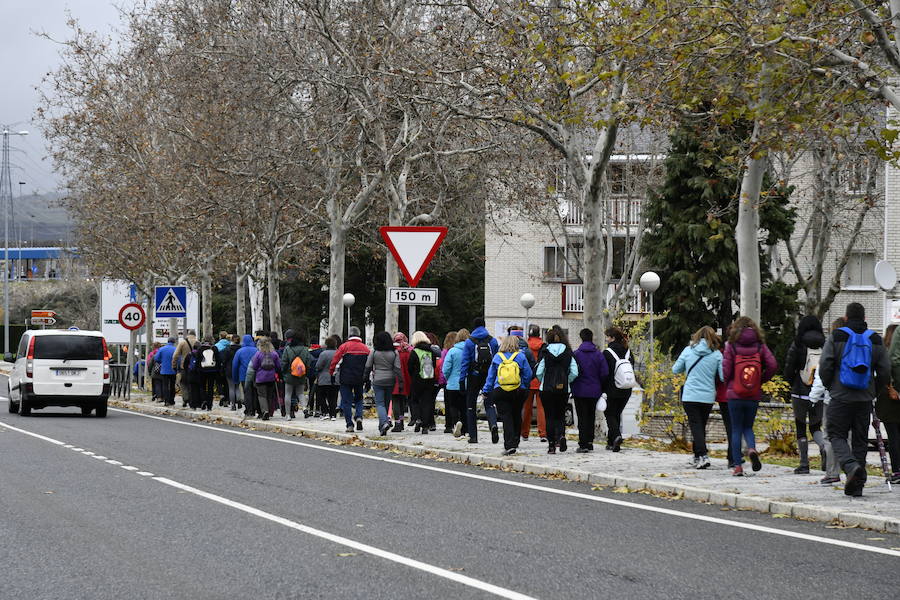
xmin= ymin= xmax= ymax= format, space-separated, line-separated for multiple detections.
xmin=155 ymin=286 xmax=188 ymax=318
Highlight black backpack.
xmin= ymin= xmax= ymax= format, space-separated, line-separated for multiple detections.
xmin=260 ymin=352 xmax=276 ymax=371
xmin=473 ymin=338 xmax=493 ymax=372
xmin=542 ymin=348 xmax=572 ymax=394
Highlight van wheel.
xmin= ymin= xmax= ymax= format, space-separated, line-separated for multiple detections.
xmin=7 ymin=384 xmax=17 ymax=413
xmin=81 ymin=406 xmax=93 ymax=416
xmin=95 ymin=401 xmax=108 ymax=418
xmin=19 ymin=395 xmax=31 ymax=416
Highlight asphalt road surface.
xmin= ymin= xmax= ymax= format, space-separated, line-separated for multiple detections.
xmin=2 ymin=401 xmax=899 ymax=600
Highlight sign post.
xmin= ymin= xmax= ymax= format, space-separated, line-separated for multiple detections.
xmin=380 ymin=226 xmax=447 ymax=335
xmin=31 ymin=310 xmax=57 ymax=329
xmin=118 ymin=303 xmax=146 ymax=402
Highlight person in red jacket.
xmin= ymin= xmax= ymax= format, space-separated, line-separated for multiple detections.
xmin=391 ymin=332 xmax=412 ymax=431
xmin=329 ymin=327 xmax=371 ymax=432
xmin=523 ymin=325 xmax=547 ymax=441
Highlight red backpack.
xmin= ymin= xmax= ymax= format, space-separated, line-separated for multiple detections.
xmin=732 ymin=345 xmax=763 ymax=398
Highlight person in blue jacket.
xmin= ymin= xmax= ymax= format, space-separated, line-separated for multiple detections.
xmin=231 ymin=334 xmax=258 ymax=415
xmin=481 ymin=336 xmax=533 ymax=455
xmin=441 ymin=328 xmax=469 ymax=438
xmin=155 ymin=337 xmax=178 ymax=406
xmin=672 ymin=326 xmax=724 ymax=469
xmin=460 ymin=318 xmax=500 ymax=444
xmin=536 ymin=326 xmax=579 ymax=454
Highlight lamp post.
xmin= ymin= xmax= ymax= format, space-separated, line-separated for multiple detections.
xmin=1 ymin=128 xmax=28 ymax=353
xmin=520 ymin=293 xmax=535 ymax=338
xmin=342 ymin=293 xmax=355 ymax=339
xmin=639 ymin=271 xmax=661 ymax=366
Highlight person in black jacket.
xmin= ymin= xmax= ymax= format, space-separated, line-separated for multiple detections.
xmin=407 ymin=331 xmax=441 ymax=434
xmin=820 ymin=303 xmax=891 ymax=497
xmin=602 ymin=326 xmax=635 ymax=452
xmin=783 ymin=315 xmax=826 ymax=474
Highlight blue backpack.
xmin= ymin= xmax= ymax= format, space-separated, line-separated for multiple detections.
xmin=838 ymin=327 xmax=875 ymax=390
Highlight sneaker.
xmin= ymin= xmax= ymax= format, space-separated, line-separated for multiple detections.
xmin=467 ymin=437 xmax=478 ymax=444
xmin=732 ymin=465 xmax=744 ymax=477
xmin=697 ymin=455 xmax=711 ymax=470
xmin=303 ymin=409 xmax=310 ymax=418
xmin=502 ymin=448 xmax=516 ymax=456
xmin=356 ymin=419 xmax=363 ymax=431
xmin=330 ymin=416 xmax=336 ymax=421
xmin=605 ymin=445 xmax=613 ymax=451
xmin=747 ymin=449 xmax=762 ymax=472
xmin=421 ymin=426 xmax=428 ymax=435
xmin=820 ymin=476 xmax=841 ymax=485
xmin=379 ymin=422 xmax=390 ymax=436
xmin=547 ymin=446 xmax=556 ymax=455
xmin=429 ymin=425 xmax=436 ymax=432
xmin=320 ymin=415 xmax=330 ymax=420
xmin=345 ymin=425 xmax=354 ymax=433
xmin=558 ymin=436 xmax=567 ymax=452
xmin=575 ymin=447 xmax=591 ymax=454
xmin=891 ymin=472 xmax=900 ymax=485
xmin=391 ymin=421 xmax=403 ymax=433
xmin=793 ymin=465 xmax=810 ymax=474
xmin=414 ymin=421 xmax=422 ymax=433
xmin=540 ymin=437 xmax=547 ymax=443
xmin=612 ymin=435 xmax=623 ymax=452
xmin=844 ymin=465 xmax=866 ymax=497
xmin=521 ymin=435 xmax=529 ymax=441
xmin=443 ymin=428 xmax=453 ymax=434
xmin=687 ymin=456 xmax=700 ymax=468
xmin=491 ymin=427 xmax=499 ymax=444
xmin=452 ymin=422 xmax=463 ymax=438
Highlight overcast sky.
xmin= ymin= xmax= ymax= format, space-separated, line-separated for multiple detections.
xmin=1 ymin=1 xmax=126 ymax=195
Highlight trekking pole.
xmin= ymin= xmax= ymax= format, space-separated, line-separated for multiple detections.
xmin=871 ymin=403 xmax=893 ymax=491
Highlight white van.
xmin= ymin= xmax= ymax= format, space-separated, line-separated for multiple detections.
xmin=7 ymin=330 xmax=110 ymax=417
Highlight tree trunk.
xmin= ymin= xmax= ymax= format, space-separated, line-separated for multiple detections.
xmin=235 ymin=266 xmax=247 ymax=337
xmin=248 ymin=262 xmax=266 ymax=334
xmin=737 ymin=144 xmax=766 ymax=322
xmin=328 ymin=222 xmax=347 ymax=337
xmin=168 ymin=317 xmax=178 ymax=340
xmin=267 ymin=258 xmax=282 ymax=338
xmin=200 ymin=265 xmax=213 ymax=340
xmin=582 ymin=190 xmax=608 ymax=334
xmin=384 ymin=203 xmax=403 ymax=334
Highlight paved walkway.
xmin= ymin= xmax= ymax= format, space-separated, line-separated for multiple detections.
xmin=113 ymin=394 xmax=900 ymax=533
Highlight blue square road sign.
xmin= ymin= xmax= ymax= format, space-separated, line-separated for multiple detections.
xmin=155 ymin=286 xmax=188 ymax=318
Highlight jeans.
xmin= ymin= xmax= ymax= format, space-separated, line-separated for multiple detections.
xmin=466 ymin=373 xmax=494 ymax=441
xmin=285 ymin=381 xmax=305 ymax=413
xmin=729 ymin=398 xmax=759 ymax=466
xmin=340 ymin=384 xmax=364 ymax=426
xmin=373 ymin=385 xmax=392 ymax=430
xmin=542 ymin=391 xmax=568 ymax=447
xmin=827 ymin=398 xmax=871 ymax=474
xmin=682 ymin=401 xmax=713 ymax=457
xmin=522 ymin=389 xmax=546 ymax=438
xmin=493 ymin=388 xmax=525 ymax=450
xmin=573 ymin=396 xmax=598 ymax=449
xmin=604 ymin=393 xmax=630 ymax=446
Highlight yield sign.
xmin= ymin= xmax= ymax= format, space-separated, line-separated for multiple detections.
xmin=379 ymin=226 xmax=448 ymax=287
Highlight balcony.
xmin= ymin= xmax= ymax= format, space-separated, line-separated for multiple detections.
xmin=561 ymin=282 xmax=649 ymax=314
xmin=561 ymin=198 xmax=642 ymax=228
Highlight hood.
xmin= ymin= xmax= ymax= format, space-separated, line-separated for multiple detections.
xmin=528 ymin=337 xmax=544 ymax=351
xmin=795 ymin=316 xmax=823 ymax=344
xmin=845 ymin=318 xmax=868 ymax=334
xmin=393 ymin=332 xmax=411 ymax=351
xmin=545 ymin=343 xmax=568 ymax=357
xmin=736 ymin=327 xmax=759 ymax=347
xmin=241 ymin=334 xmax=255 ymax=348
xmin=689 ymin=339 xmax=713 ymax=356
xmin=283 ymin=329 xmax=295 ymax=340
xmin=414 ymin=342 xmax=432 ymax=351
xmin=453 ymin=341 xmax=466 ymax=350
xmin=800 ymin=329 xmax=825 ymax=350
xmin=576 ymin=341 xmax=598 ymax=353
xmin=470 ymin=326 xmax=491 ymax=340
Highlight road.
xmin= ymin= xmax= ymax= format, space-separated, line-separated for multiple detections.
xmin=1 ymin=402 xmax=898 ymax=600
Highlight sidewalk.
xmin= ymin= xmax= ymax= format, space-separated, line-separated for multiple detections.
xmin=112 ymin=394 xmax=900 ymax=534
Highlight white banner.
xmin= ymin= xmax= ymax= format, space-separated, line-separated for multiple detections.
xmin=101 ymin=279 xmax=199 ymax=344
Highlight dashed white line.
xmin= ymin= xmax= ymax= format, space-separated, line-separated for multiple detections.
xmin=105 ymin=460 xmax=122 ymax=465
xmin=136 ymin=471 xmax=154 ymax=477
xmin=120 ymin=465 xmax=139 ymax=471
xmin=93 ymin=455 xmax=108 ymax=460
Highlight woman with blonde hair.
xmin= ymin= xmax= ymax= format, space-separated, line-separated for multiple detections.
xmin=673 ymin=326 xmax=724 ymax=469
xmin=481 ymin=335 xmax=533 ymax=455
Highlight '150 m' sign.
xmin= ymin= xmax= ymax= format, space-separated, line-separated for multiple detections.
xmin=388 ymin=287 xmax=439 ymax=306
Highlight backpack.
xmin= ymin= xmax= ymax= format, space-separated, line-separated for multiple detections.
xmin=799 ymin=347 xmax=822 ymax=386
xmin=608 ymin=348 xmax=637 ymax=389
xmin=497 ymin=352 xmax=521 ymax=391
xmin=473 ymin=338 xmax=493 ymax=372
xmin=732 ymin=345 xmax=763 ymax=398
xmin=186 ymin=351 xmax=200 ymax=374
xmin=290 ymin=356 xmax=307 ymax=378
xmin=542 ymin=348 xmax=572 ymax=394
xmin=200 ymin=347 xmax=217 ymax=371
xmin=838 ymin=327 xmax=875 ymax=390
xmin=260 ymin=352 xmax=276 ymax=371
xmin=415 ymin=348 xmax=435 ymax=379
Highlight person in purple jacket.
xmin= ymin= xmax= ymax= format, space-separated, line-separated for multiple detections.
xmin=572 ymin=328 xmax=610 ymax=452
xmin=251 ymin=337 xmax=282 ymax=421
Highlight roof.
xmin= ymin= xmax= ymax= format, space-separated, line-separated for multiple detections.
xmin=25 ymin=330 xmax=104 ymax=337
xmin=1 ymin=247 xmax=75 ymax=260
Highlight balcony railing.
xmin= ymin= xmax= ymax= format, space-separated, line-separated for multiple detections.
xmin=561 ymin=282 xmax=649 ymax=314
xmin=561 ymin=198 xmax=642 ymax=228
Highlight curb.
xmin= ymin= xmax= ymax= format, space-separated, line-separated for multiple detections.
xmin=112 ymin=399 xmax=900 ymax=534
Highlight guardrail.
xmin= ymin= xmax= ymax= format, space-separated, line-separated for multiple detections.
xmin=109 ymin=365 xmax=130 ymax=398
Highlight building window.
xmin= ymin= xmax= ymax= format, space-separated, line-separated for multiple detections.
xmin=842 ymin=157 xmax=870 ymax=195
xmin=543 ymin=244 xmax=581 ymax=280
xmin=844 ymin=251 xmax=876 ymax=287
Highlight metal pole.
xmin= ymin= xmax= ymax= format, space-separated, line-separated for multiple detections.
xmin=409 ymin=305 xmax=416 ymax=337
xmin=2 ymin=130 xmax=9 ymax=354
xmin=523 ymin=307 xmax=530 ymax=341
xmin=126 ymin=329 xmax=135 ymax=402
xmin=649 ymin=292 xmax=655 ymax=366
xmin=346 ymin=306 xmax=351 ymax=338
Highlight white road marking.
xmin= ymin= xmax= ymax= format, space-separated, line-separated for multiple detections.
xmin=120 ymin=465 xmax=139 ymax=471
xmin=82 ymin=451 xmax=95 ymax=456
xmin=105 ymin=460 xmax=122 ymax=465
xmin=107 ymin=407 xmax=900 ymax=558
xmin=92 ymin=455 xmax=108 ymax=460
xmin=0 ymin=418 xmax=538 ymax=600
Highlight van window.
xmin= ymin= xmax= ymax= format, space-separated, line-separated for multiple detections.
xmin=33 ymin=336 xmax=104 ymax=360
xmin=17 ymin=335 xmax=28 ymax=357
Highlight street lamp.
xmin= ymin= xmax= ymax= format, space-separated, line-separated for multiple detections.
xmin=520 ymin=293 xmax=535 ymax=338
xmin=1 ymin=129 xmax=28 ymax=353
xmin=342 ymin=293 xmax=355 ymax=339
xmin=639 ymin=271 xmax=661 ymax=366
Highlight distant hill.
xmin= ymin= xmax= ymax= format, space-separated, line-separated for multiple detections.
xmin=9 ymin=192 xmax=73 ymax=246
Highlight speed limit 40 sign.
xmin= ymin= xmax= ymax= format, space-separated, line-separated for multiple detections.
xmin=118 ymin=303 xmax=146 ymax=331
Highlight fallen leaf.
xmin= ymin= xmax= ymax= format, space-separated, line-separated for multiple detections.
xmin=867 ymin=537 xmax=886 ymax=541
xmin=653 ymin=473 xmax=669 ymax=478
xmin=336 ymin=552 xmax=357 ymax=557
xmin=771 ymin=514 xmax=789 ymax=519
xmin=448 ymin=567 xmax=464 ymax=572
xmin=612 ymin=486 xmax=630 ymax=494
xmin=44 ymin=491 xmax=54 ymax=494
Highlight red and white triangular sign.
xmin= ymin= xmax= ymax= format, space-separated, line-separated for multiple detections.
xmin=380 ymin=226 xmax=448 ymax=287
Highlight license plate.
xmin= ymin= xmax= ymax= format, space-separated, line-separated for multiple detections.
xmin=55 ymin=369 xmax=81 ymax=377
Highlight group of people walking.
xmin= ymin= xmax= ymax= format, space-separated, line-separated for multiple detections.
xmin=674 ymin=302 xmax=899 ymax=496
